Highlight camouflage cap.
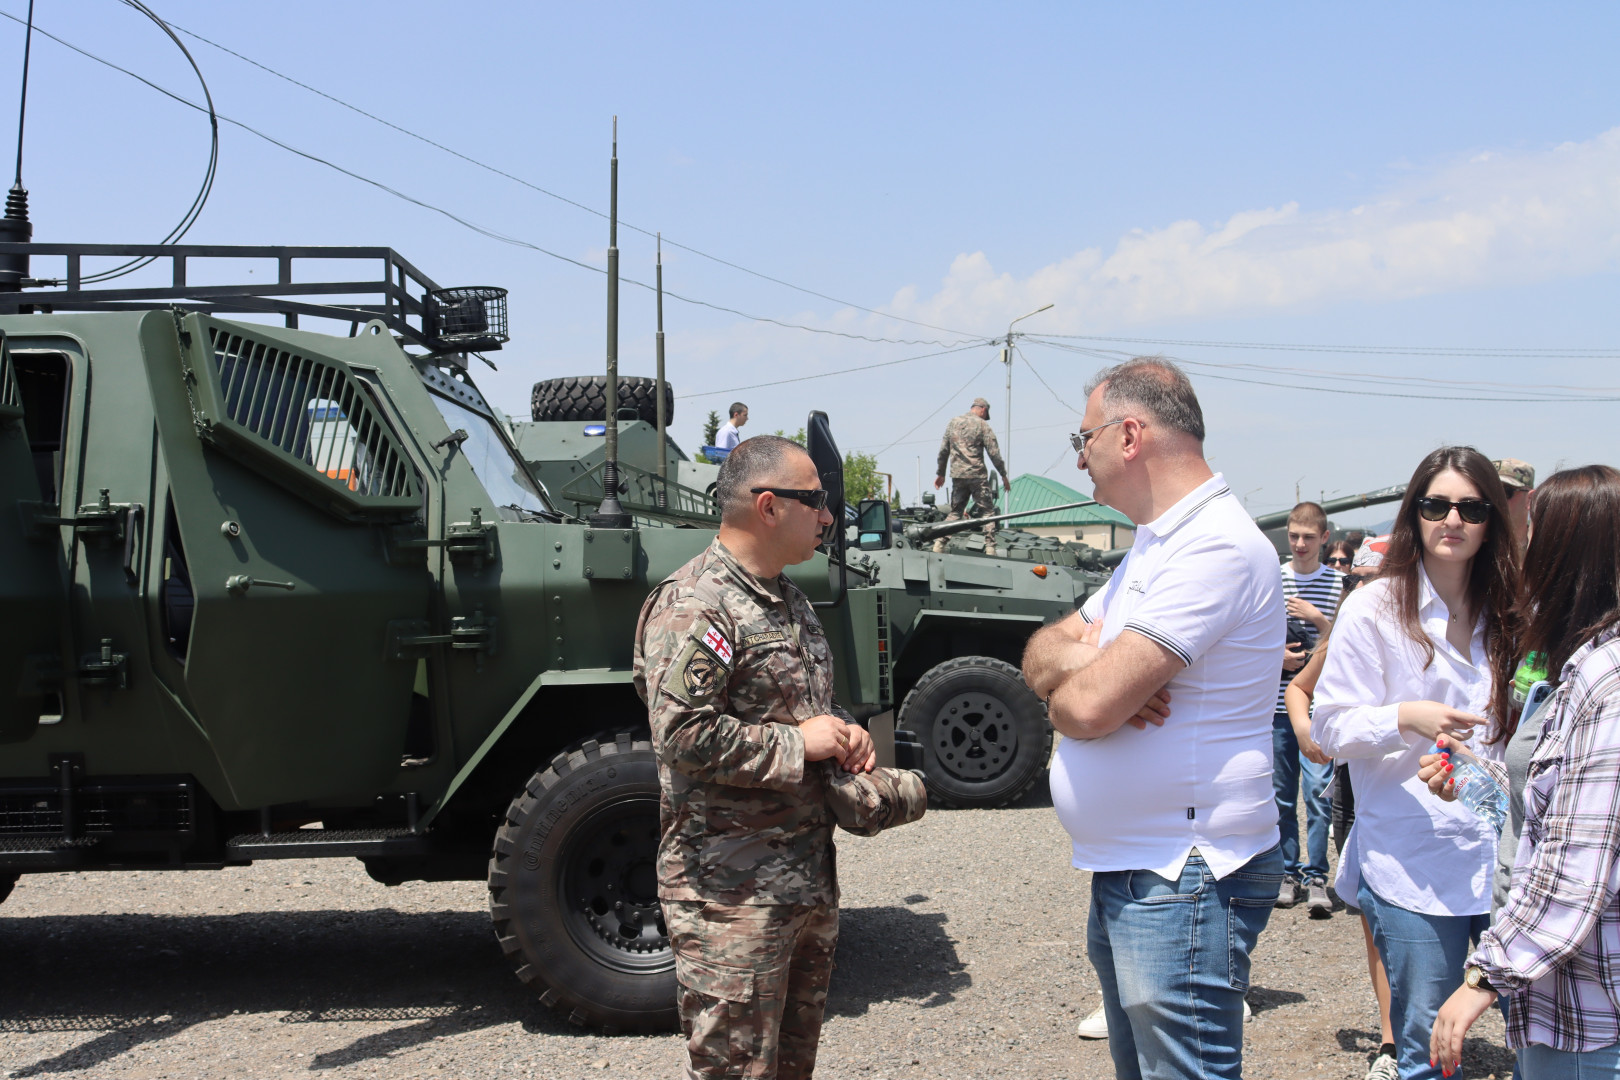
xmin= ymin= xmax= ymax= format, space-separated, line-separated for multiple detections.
xmin=820 ymin=763 xmax=928 ymax=837
xmin=1493 ymin=458 xmax=1535 ymax=492
xmin=970 ymin=397 xmax=991 ymax=411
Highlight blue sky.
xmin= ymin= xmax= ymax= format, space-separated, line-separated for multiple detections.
xmin=7 ymin=2 xmax=1619 ymax=524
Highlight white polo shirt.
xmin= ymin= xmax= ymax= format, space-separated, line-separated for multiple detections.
xmin=1050 ymin=473 xmax=1285 ymax=880
xmin=716 ymin=421 xmax=742 ymax=451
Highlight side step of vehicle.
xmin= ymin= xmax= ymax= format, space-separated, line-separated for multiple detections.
xmin=225 ymin=828 xmax=430 ymax=861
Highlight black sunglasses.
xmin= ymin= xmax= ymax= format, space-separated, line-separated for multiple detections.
xmin=752 ymin=487 xmax=829 ymax=511
xmin=1416 ymin=496 xmax=1491 ymax=525
xmin=1324 ymin=555 xmax=1352 ymax=567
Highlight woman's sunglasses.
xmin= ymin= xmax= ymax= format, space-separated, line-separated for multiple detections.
xmin=1324 ymin=555 xmax=1352 ymax=567
xmin=1415 ymin=496 xmax=1491 ymax=525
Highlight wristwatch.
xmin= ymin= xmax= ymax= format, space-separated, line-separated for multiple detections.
xmin=1464 ymin=965 xmax=1497 ymax=995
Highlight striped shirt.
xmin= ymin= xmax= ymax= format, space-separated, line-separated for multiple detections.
xmin=1472 ymin=625 xmax=1620 ymax=1052
xmin=1276 ymin=562 xmax=1343 ymax=712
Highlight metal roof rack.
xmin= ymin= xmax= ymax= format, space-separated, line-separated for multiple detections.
xmin=0 ymin=242 xmax=507 ymax=354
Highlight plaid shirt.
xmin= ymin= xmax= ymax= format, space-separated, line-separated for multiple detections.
xmin=1471 ymin=625 xmax=1620 ymax=1051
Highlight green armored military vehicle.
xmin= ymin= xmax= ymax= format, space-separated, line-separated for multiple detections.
xmin=0 ymin=230 xmax=1116 ymax=1035
xmin=509 ymin=385 xmax=1113 ymax=811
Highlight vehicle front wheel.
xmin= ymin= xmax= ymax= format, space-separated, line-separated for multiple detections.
xmin=899 ymin=656 xmax=1052 ymax=809
xmin=489 ymin=732 xmax=675 ymax=1032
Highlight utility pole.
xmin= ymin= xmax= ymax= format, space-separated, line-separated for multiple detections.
xmin=1003 ymin=303 xmax=1054 ymax=481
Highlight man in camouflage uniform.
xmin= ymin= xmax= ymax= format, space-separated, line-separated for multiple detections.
xmin=933 ymin=396 xmax=1011 ymax=555
xmin=634 ymin=435 xmax=876 ymax=1080
xmin=1492 ymin=456 xmax=1535 ymax=552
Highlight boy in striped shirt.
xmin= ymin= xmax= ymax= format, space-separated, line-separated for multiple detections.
xmin=1274 ymin=502 xmax=1342 ymax=915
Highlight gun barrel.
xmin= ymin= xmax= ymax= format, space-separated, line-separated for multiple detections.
xmin=904 ymin=499 xmax=1098 ymax=544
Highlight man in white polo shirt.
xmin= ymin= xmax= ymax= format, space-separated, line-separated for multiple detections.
xmin=1023 ymin=357 xmax=1284 ymax=1080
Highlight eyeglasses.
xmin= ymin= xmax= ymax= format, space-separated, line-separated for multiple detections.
xmin=1068 ymin=419 xmax=1127 ymax=455
xmin=752 ymin=487 xmax=829 ymax=511
xmin=1324 ymin=556 xmax=1352 ymax=567
xmin=1416 ymin=496 xmax=1491 ymax=525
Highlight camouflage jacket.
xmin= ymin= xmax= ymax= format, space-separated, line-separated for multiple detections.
xmin=936 ymin=413 xmax=1007 ymax=480
xmin=633 ymin=537 xmax=846 ymax=905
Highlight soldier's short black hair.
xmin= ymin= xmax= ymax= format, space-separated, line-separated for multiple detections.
xmin=1084 ymin=356 xmax=1205 ymax=443
xmin=715 ymin=435 xmax=812 ymax=521
xmin=729 ymin=401 xmax=748 ymax=419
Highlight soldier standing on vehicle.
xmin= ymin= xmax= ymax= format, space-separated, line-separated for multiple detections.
xmin=933 ymin=396 xmax=1011 ymax=555
xmin=634 ymin=434 xmax=876 ymax=1080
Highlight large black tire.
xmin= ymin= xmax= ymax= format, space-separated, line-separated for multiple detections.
xmin=898 ymin=656 xmax=1052 ymax=810
xmin=530 ymin=376 xmax=673 ymax=425
xmin=489 ymin=732 xmax=674 ymax=1032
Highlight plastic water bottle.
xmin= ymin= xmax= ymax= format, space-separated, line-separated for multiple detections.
xmin=1436 ymin=743 xmax=1508 ymax=836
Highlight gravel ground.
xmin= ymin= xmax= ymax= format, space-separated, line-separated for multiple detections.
xmin=1 ymin=779 xmax=1515 ymax=1080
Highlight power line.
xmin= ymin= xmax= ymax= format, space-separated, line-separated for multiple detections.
xmin=874 ymin=358 xmax=998 ymax=457
xmin=1015 ymin=345 xmax=1084 ymax=414
xmin=1034 ymin=331 xmax=1620 ymax=361
xmin=157 ymin=15 xmax=980 ymax=340
xmin=1022 ymin=338 xmax=1620 ymax=403
xmin=0 ymin=9 xmax=979 ymax=349
xmin=677 ymin=343 xmax=983 ymax=399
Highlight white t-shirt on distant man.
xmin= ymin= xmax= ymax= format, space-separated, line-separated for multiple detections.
xmin=716 ymin=421 xmax=742 ymax=450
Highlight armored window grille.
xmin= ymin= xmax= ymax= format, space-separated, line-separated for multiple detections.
xmin=181 ymin=316 xmax=422 ymax=520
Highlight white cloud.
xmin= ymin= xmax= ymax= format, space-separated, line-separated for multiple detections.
xmin=885 ymin=127 xmax=1620 ymax=331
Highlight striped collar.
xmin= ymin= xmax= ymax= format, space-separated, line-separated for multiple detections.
xmin=1139 ymin=473 xmax=1232 ymax=540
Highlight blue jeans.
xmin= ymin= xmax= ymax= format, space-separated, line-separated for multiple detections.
xmin=1272 ymin=712 xmax=1332 ymax=882
xmin=1087 ymin=843 xmax=1284 ymax=1080
xmin=1519 ymin=1041 xmax=1620 ymax=1079
xmin=1358 ymin=883 xmax=1491 ymax=1080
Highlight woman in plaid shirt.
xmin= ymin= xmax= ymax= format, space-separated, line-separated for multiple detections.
xmin=1430 ymin=465 xmax=1620 ymax=1078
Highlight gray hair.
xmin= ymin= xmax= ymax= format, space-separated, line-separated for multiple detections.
xmin=1083 ymin=356 xmax=1205 ymax=442
xmin=715 ymin=435 xmax=810 ymax=520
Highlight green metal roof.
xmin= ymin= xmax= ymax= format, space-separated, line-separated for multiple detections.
xmin=1005 ymin=474 xmax=1134 ymax=526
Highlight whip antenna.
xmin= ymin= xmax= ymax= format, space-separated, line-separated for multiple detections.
xmin=0 ymin=0 xmax=36 ymax=292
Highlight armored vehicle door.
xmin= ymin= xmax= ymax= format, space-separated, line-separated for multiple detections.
xmin=150 ymin=313 xmax=431 ymax=807
xmin=0 ymin=332 xmax=71 ymax=739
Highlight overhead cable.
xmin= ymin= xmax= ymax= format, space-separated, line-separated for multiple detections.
xmin=156 ymin=15 xmax=979 ymax=340
xmin=0 ymin=9 xmax=977 ymax=348
xmin=1022 ymin=338 xmax=1620 ymax=403
xmin=677 ymin=343 xmax=984 ymax=399
xmin=874 ymin=358 xmax=998 ymax=457
xmin=1034 ymin=331 xmax=1620 ymax=361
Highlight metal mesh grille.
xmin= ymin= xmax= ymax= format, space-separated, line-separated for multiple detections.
xmin=207 ymin=327 xmax=417 ymax=501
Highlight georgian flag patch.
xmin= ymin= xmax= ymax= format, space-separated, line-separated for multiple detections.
xmin=701 ymin=626 xmax=733 ymax=664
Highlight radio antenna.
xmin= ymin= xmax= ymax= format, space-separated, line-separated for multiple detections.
xmin=0 ymin=0 xmax=36 ymax=292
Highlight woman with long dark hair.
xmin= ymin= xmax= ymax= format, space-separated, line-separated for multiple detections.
xmin=1430 ymin=466 xmax=1620 ymax=1077
xmin=1313 ymin=446 xmax=1521 ymax=1080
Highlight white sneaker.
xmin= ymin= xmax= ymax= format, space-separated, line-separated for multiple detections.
xmin=1243 ymin=997 xmax=1252 ymax=1021
xmin=1365 ymin=1052 xmax=1399 ymax=1080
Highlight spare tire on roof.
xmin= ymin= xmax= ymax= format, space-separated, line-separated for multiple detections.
xmin=530 ymin=376 xmax=672 ymax=425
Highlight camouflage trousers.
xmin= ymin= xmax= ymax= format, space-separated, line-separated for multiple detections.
xmin=946 ymin=475 xmax=998 ymax=540
xmin=663 ymin=899 xmax=839 ymax=1080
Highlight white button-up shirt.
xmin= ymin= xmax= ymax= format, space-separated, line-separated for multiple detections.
xmin=716 ymin=422 xmax=742 ymax=451
xmin=1051 ymin=474 xmax=1285 ymax=880
xmin=1312 ymin=567 xmax=1499 ymax=916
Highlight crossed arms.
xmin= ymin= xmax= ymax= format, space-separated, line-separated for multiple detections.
xmin=1021 ymin=610 xmax=1184 ymax=740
